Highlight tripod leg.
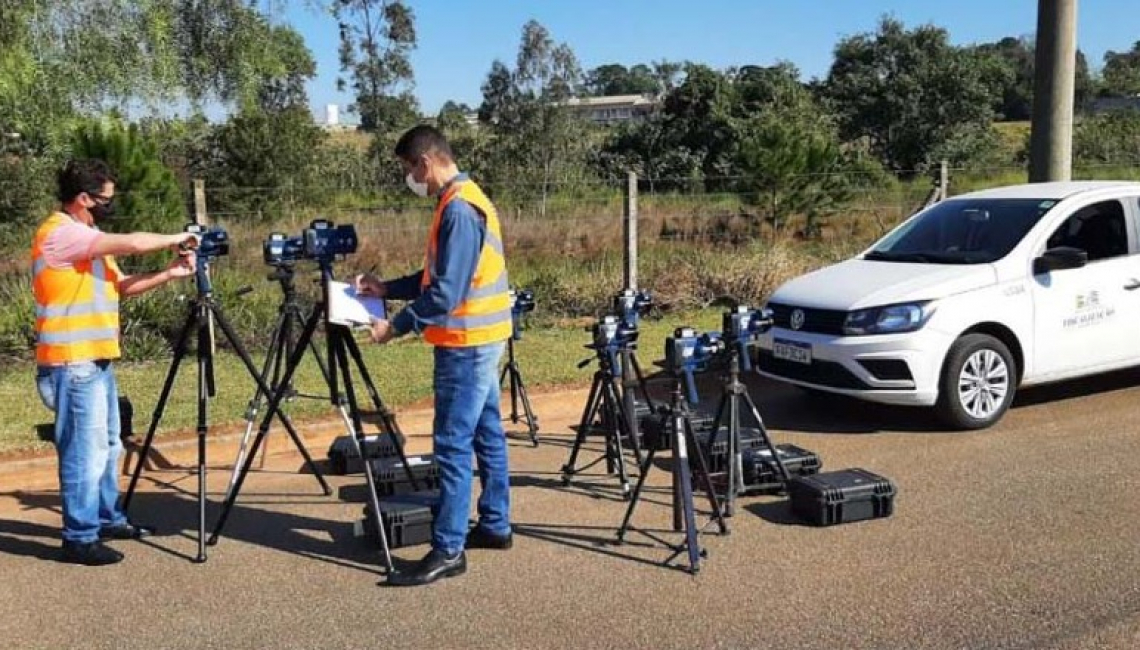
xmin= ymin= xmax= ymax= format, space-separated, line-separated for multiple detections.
xmin=603 ymin=380 xmax=631 ymax=497
xmin=210 ymin=302 xmax=331 ymax=496
xmin=674 ymin=415 xmax=703 ymax=573
xmin=561 ymin=373 xmax=603 ymax=481
xmin=724 ymin=390 xmax=741 ymax=518
xmin=122 ymin=307 xmax=196 ymax=511
xmin=195 ymin=312 xmax=210 ymax=564
xmin=332 ymin=328 xmax=394 ymax=571
xmin=505 ymin=340 xmax=519 ymax=423
xmin=511 ymin=364 xmax=540 ymax=446
xmin=209 ymin=305 xmax=322 ymax=544
xmin=630 ymin=353 xmax=656 ymax=411
xmin=616 ymin=447 xmax=657 ymax=542
xmin=342 ymin=332 xmax=420 ymax=492
xmin=299 ymin=308 xmax=333 ymax=387
xmin=743 ymin=391 xmax=792 ymax=483
xmin=227 ymin=311 xmax=287 ymax=499
xmin=687 ymin=416 xmax=728 ymax=535
xmin=619 ymin=349 xmax=645 ymax=466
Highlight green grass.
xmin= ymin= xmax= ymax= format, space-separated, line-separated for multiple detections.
xmin=0 ymin=310 xmax=723 ymax=455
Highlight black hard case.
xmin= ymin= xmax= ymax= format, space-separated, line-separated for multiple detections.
xmin=360 ymin=489 xmax=438 ymax=548
xmin=788 ymin=468 xmax=896 ymax=526
xmin=327 ymin=431 xmax=406 ymax=475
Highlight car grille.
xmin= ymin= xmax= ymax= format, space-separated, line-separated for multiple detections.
xmin=766 ymin=303 xmax=847 ymax=335
xmin=758 ymin=351 xmax=873 ymax=390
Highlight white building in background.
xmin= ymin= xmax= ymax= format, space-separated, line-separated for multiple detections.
xmin=558 ymin=94 xmax=659 ymax=125
xmin=460 ymin=94 xmax=661 ymax=128
xmin=319 ymin=103 xmax=355 ymax=132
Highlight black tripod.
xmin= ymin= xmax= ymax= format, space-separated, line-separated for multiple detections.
xmin=225 ymin=265 xmax=333 ymax=498
xmin=499 ymin=336 xmax=539 ymax=446
xmin=561 ymin=343 xmax=652 ymax=497
xmin=122 ymin=258 xmax=330 ymax=564
xmin=617 ymin=376 xmax=727 ymax=574
xmin=704 ymin=345 xmax=791 ymax=518
xmin=209 ymin=261 xmax=419 ymax=571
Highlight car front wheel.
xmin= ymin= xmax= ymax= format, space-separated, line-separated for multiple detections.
xmin=935 ymin=333 xmax=1017 ymax=430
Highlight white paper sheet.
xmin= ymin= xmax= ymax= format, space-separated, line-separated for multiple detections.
xmin=327 ymin=279 xmax=387 ymax=327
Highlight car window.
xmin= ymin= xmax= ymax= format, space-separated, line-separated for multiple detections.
xmin=868 ymin=198 xmax=1057 ymax=264
xmin=1045 ymin=199 xmax=1129 ymax=262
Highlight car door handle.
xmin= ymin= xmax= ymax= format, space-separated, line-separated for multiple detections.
xmin=1126 ymin=279 xmax=1140 ymax=291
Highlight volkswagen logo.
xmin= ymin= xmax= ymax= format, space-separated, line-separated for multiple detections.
xmin=790 ymin=309 xmax=806 ymax=331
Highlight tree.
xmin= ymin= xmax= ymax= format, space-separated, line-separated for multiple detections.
xmin=333 ymin=0 xmax=419 ymax=134
xmin=583 ymin=64 xmax=658 ymax=96
xmin=256 ymin=25 xmax=318 ymax=112
xmin=658 ymin=63 xmax=739 ymax=184
xmin=477 ymin=21 xmax=593 ymax=213
xmin=208 ymin=107 xmax=328 ymax=218
xmin=973 ymin=36 xmax=1095 ymax=120
xmin=437 ymin=102 xmax=473 ymax=130
xmin=1101 ymin=41 xmax=1140 ymax=98
xmin=824 ymin=17 xmax=1006 ymax=172
xmin=1 ymin=1 xmax=316 ymax=150
xmin=734 ymin=78 xmax=887 ymax=237
xmin=71 ymin=121 xmax=188 ymax=271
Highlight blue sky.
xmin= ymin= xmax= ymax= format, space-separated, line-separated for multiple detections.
xmin=281 ymin=0 xmax=1137 ymax=123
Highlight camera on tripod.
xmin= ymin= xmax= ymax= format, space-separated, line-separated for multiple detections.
xmin=613 ymin=288 xmax=652 ymax=330
xmin=303 ymin=219 xmax=358 ymax=263
xmin=722 ymin=306 xmax=773 ymax=371
xmin=665 ymin=327 xmax=724 ymax=404
xmin=508 ymin=288 xmax=535 ymax=341
xmin=263 ymin=232 xmax=305 ymax=267
xmin=185 ymin=223 xmax=230 ymax=259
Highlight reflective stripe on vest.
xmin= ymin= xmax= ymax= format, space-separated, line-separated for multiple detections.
xmin=419 ymin=179 xmax=512 ymax=348
xmin=31 ymin=213 xmax=122 ymax=364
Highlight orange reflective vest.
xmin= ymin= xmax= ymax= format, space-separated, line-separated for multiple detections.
xmin=419 ymin=180 xmax=512 ymax=347
xmin=31 ymin=213 xmax=122 ymax=364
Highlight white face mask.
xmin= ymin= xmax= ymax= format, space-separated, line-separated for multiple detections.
xmin=405 ymin=171 xmax=429 ymax=198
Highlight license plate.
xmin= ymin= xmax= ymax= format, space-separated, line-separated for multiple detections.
xmin=773 ymin=338 xmax=812 ymax=365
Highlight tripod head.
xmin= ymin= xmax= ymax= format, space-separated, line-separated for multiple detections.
xmin=184 ymin=223 xmax=230 ymax=296
xmin=508 ymin=287 xmax=535 ymax=341
xmin=665 ymin=327 xmax=723 ymax=404
xmin=612 ymin=288 xmax=652 ymax=332
xmin=720 ymin=305 xmax=773 ymax=371
xmin=303 ymin=219 xmax=358 ymax=267
xmin=578 ymin=313 xmax=639 ymax=372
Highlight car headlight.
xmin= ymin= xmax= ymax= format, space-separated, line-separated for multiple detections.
xmin=844 ymin=302 xmax=933 ymax=336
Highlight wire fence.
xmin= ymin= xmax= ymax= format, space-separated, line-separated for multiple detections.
xmin=3 ymin=161 xmax=1140 ymax=274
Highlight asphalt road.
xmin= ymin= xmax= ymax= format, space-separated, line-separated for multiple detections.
xmin=1 ymin=369 xmax=1139 ymax=650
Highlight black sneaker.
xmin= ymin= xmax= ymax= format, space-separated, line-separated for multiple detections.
xmin=61 ymin=541 xmax=124 ymax=566
xmin=386 ymin=549 xmax=466 ymax=587
xmin=465 ymin=526 xmax=513 ymax=550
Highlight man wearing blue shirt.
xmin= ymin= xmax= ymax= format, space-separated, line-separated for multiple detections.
xmin=357 ymin=125 xmax=514 ymax=587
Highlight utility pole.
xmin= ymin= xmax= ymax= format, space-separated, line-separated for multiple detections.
xmin=1028 ymin=0 xmax=1078 ymax=182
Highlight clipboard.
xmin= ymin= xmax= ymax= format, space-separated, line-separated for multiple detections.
xmin=327 ymin=279 xmax=387 ymax=328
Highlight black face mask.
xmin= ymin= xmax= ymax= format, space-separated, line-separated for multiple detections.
xmin=89 ymin=200 xmax=116 ymax=221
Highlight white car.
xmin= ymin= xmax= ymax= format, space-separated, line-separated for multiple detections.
xmin=757 ymin=181 xmax=1140 ymax=429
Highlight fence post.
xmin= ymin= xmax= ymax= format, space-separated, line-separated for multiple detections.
xmin=623 ymin=172 xmax=638 ymax=290
xmin=939 ymin=159 xmax=950 ymax=201
xmin=193 ymin=179 xmax=207 ymax=225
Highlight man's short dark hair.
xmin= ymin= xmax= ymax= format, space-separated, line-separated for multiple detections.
xmin=394 ymin=125 xmax=453 ymax=163
xmin=57 ymin=159 xmax=117 ymax=203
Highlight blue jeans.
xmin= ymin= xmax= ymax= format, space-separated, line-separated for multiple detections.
xmin=35 ymin=360 xmax=127 ymax=544
xmin=432 ymin=342 xmax=510 ymax=555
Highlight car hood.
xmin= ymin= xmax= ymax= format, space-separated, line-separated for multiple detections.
xmin=769 ymin=259 xmax=998 ymax=311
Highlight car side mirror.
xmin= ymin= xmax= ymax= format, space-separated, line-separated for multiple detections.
xmin=1033 ymin=246 xmax=1088 ymax=275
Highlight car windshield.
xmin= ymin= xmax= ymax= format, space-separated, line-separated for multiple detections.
xmin=866 ymin=198 xmax=1059 ymax=264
